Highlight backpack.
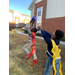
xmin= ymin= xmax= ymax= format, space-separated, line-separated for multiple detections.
xmin=51 ymin=39 xmax=61 ymax=59
xmin=46 ymin=39 xmax=63 ymax=75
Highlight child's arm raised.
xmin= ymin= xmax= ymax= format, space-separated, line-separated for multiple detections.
xmin=42 ymin=30 xmax=52 ymax=38
xmin=41 ymin=30 xmax=52 ymax=45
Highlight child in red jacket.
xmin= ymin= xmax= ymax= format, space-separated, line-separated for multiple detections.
xmin=23 ymin=16 xmax=38 ymax=65
xmin=23 ymin=27 xmax=38 ymax=65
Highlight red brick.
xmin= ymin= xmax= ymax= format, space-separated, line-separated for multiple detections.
xmin=19 ymin=23 xmax=25 ymax=27
xmin=9 ymin=23 xmax=25 ymax=27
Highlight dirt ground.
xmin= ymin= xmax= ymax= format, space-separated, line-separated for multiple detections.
xmin=9 ymin=31 xmax=65 ymax=75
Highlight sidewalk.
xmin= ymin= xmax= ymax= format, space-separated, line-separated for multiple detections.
xmin=15 ymin=30 xmax=65 ymax=45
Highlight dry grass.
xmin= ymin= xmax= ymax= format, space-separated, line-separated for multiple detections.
xmin=9 ymin=31 xmax=65 ymax=75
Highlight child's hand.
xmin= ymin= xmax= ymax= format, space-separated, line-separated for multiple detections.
xmin=37 ymin=26 xmax=42 ymax=30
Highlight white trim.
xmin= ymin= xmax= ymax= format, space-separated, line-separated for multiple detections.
xmin=46 ymin=0 xmax=65 ymax=19
xmin=56 ymin=57 xmax=61 ymax=60
xmin=47 ymin=51 xmax=52 ymax=56
xmin=36 ymin=6 xmax=43 ymax=28
xmin=28 ymin=0 xmax=35 ymax=10
xmin=47 ymin=51 xmax=61 ymax=60
xmin=35 ymin=0 xmax=42 ymax=4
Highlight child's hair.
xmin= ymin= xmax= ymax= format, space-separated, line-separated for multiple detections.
xmin=55 ymin=29 xmax=64 ymax=40
xmin=31 ymin=27 xmax=38 ymax=33
xmin=30 ymin=20 xmax=34 ymax=23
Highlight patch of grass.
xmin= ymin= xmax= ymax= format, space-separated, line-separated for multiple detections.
xmin=15 ymin=28 xmax=24 ymax=33
xmin=24 ymin=30 xmax=28 ymax=34
xmin=36 ymin=33 xmax=42 ymax=37
xmin=9 ymin=31 xmax=65 ymax=75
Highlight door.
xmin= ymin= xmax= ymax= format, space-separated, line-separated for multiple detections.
xmin=24 ymin=19 xmax=29 ymax=24
xmin=15 ymin=17 xmax=20 ymax=27
xmin=36 ymin=6 xmax=43 ymax=28
xmin=16 ymin=18 xmax=19 ymax=27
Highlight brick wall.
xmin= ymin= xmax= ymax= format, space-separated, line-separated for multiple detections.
xmin=34 ymin=0 xmax=65 ymax=35
xmin=42 ymin=17 xmax=65 ymax=35
xmin=9 ymin=23 xmax=25 ymax=27
xmin=19 ymin=23 xmax=25 ymax=27
xmin=9 ymin=23 xmax=13 ymax=27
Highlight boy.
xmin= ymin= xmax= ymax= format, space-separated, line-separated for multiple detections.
xmin=23 ymin=16 xmax=38 ymax=65
xmin=38 ymin=26 xmax=64 ymax=75
xmin=12 ymin=28 xmax=14 ymax=36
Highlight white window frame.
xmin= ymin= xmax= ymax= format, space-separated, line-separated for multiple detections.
xmin=37 ymin=7 xmax=42 ymax=16
xmin=36 ymin=6 xmax=43 ymax=29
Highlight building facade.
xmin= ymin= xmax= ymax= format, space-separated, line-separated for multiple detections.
xmin=9 ymin=10 xmax=31 ymax=27
xmin=28 ymin=0 xmax=65 ymax=35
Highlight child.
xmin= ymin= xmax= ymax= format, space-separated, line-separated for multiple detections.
xmin=12 ymin=28 xmax=14 ymax=36
xmin=23 ymin=16 xmax=38 ymax=65
xmin=38 ymin=26 xmax=64 ymax=75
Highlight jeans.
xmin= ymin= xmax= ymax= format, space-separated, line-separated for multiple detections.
xmin=44 ymin=55 xmax=61 ymax=75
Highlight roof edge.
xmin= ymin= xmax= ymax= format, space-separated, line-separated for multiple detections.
xmin=28 ymin=0 xmax=35 ymax=10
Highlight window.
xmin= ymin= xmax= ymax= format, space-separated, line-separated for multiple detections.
xmin=37 ymin=7 xmax=42 ymax=16
xmin=37 ymin=23 xmax=40 ymax=27
xmin=21 ymin=25 xmax=23 ymax=27
xmin=25 ymin=16 xmax=28 ymax=19
xmin=21 ymin=21 xmax=23 ymax=23
xmin=25 ymin=20 xmax=29 ymax=24
xmin=21 ymin=16 xmax=23 ymax=18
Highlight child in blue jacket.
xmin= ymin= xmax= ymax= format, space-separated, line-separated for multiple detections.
xmin=38 ymin=26 xmax=64 ymax=75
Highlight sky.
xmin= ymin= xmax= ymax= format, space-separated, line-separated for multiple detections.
xmin=9 ymin=0 xmax=33 ymax=16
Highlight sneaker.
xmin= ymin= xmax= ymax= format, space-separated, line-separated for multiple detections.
xmin=32 ymin=59 xmax=38 ymax=65
xmin=27 ymin=53 xmax=32 ymax=60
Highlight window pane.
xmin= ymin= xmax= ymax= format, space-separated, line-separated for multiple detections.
xmin=38 ymin=11 xmax=41 ymax=16
xmin=21 ymin=25 xmax=23 ymax=27
xmin=38 ymin=7 xmax=41 ymax=12
xmin=38 ymin=7 xmax=41 ymax=16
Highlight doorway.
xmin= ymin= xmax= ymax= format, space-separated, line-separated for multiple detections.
xmin=36 ymin=6 xmax=43 ymax=28
xmin=15 ymin=17 xmax=20 ymax=27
